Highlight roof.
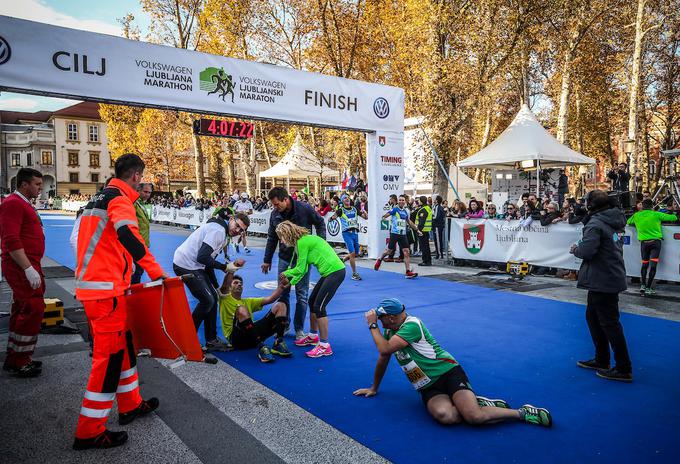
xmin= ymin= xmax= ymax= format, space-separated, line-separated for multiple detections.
xmin=0 ymin=110 xmax=52 ymax=124
xmin=458 ymin=105 xmax=596 ymax=168
xmin=52 ymin=101 xmax=101 ymax=120
xmin=259 ymin=134 xmax=339 ymax=178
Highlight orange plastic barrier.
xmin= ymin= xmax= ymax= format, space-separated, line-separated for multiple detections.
xmin=125 ymin=277 xmax=203 ymax=362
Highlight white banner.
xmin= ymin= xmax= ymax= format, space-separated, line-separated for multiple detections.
xmin=62 ymin=200 xmax=88 ymax=211
xmin=149 ymin=207 xmax=368 ymax=248
xmin=366 ymin=131 xmax=405 ymax=258
xmin=0 ymin=16 xmax=404 ymax=133
xmin=449 ymin=219 xmax=680 ymax=282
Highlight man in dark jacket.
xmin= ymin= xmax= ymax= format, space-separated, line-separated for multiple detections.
xmin=557 ymin=170 xmax=569 ymax=207
xmin=432 ymin=195 xmax=446 ymax=259
xmin=262 ymin=187 xmax=326 ymax=341
xmin=570 ymin=190 xmax=632 ymax=382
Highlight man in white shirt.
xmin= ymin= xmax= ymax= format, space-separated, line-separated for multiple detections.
xmin=173 ymin=210 xmax=250 ymax=351
xmin=233 ymin=192 xmax=254 ymax=254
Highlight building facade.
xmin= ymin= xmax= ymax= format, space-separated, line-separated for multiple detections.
xmin=0 ymin=111 xmax=56 ymax=198
xmin=52 ymin=102 xmax=113 ymax=196
xmin=0 ymin=103 xmax=113 ymax=197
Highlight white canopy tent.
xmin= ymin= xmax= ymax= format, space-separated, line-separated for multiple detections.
xmin=447 ymin=165 xmax=488 ymax=203
xmin=458 ymin=105 xmax=595 ymax=195
xmin=259 ymin=134 xmax=339 ymax=191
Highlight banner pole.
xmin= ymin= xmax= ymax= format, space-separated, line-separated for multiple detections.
xmin=417 ymin=124 xmax=460 ymax=200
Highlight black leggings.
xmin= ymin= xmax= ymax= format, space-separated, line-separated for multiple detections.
xmin=640 ymin=240 xmax=662 ymax=288
xmin=308 ymin=268 xmax=346 ymax=318
xmin=173 ymin=264 xmax=219 ymax=341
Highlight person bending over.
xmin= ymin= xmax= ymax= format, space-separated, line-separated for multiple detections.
xmin=276 ymin=221 xmax=346 ymax=358
xmin=173 ymin=210 xmax=249 ymax=351
xmin=219 ymin=270 xmax=292 ymax=363
xmin=626 ymin=199 xmax=678 ymax=295
xmin=354 ymin=298 xmax=552 ymax=428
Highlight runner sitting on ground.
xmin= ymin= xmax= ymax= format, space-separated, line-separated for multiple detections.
xmin=276 ymin=221 xmax=346 ymax=358
xmin=374 ymin=195 xmax=419 ymax=279
xmin=354 ymin=298 xmax=552 ymax=428
xmin=219 ymin=268 xmax=292 ymax=363
xmin=330 ymin=193 xmax=368 ymax=281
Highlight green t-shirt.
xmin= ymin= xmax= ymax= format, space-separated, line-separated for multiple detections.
xmin=219 ymin=293 xmax=264 ymax=340
xmin=283 ymin=234 xmax=345 ymax=285
xmin=385 ymin=315 xmax=458 ymax=391
xmin=627 ymin=210 xmax=678 ymax=241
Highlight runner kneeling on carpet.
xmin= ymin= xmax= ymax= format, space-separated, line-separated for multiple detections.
xmin=219 ymin=268 xmax=292 ymax=363
xmin=330 ymin=193 xmax=368 ymax=281
xmin=276 ymin=221 xmax=346 ymax=358
xmin=354 ymin=298 xmax=552 ymax=428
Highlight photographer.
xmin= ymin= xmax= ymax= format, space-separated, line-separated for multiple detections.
xmin=607 ymin=163 xmax=631 ymax=194
xmin=570 ymin=190 xmax=632 ymax=383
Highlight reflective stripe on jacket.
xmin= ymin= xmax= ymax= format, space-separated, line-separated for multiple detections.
xmin=75 ymin=178 xmax=163 ymax=301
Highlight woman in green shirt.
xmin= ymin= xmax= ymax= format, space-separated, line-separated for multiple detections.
xmin=277 ymin=220 xmax=346 ymax=358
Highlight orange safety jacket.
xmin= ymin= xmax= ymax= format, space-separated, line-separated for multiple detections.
xmin=75 ymin=178 xmax=164 ymax=301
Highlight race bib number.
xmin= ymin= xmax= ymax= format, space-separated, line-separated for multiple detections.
xmin=401 ymin=360 xmax=431 ymax=390
xmin=395 ymin=218 xmax=406 ymax=234
xmin=347 ymin=217 xmax=358 ymax=229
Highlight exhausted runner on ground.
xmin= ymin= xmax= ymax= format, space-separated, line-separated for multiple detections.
xmin=219 ymin=267 xmax=292 ymax=363
xmin=374 ymin=195 xmax=419 ymax=278
xmin=354 ymin=298 xmax=552 ymax=428
xmin=276 ymin=221 xmax=346 ymax=358
xmin=330 ymin=193 xmax=368 ymax=281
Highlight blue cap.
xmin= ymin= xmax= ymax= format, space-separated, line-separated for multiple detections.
xmin=340 ymin=194 xmax=349 ymax=201
xmin=375 ymin=298 xmax=405 ymax=316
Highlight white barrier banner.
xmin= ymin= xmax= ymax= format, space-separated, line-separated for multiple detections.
xmin=151 ymin=206 xmax=214 ymax=226
xmin=0 ymin=16 xmax=404 ymax=133
xmin=62 ymin=200 xmax=88 ymax=211
xmin=449 ymin=219 xmax=680 ymax=282
xmin=245 ymin=210 xmax=368 ymax=247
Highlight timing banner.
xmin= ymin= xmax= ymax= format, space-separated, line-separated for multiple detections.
xmin=0 ymin=16 xmax=404 ymax=132
xmin=449 ymin=219 xmax=680 ymax=282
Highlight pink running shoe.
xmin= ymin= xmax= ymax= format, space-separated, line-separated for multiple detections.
xmin=294 ymin=333 xmax=320 ymax=347
xmin=306 ymin=343 xmax=333 ymax=358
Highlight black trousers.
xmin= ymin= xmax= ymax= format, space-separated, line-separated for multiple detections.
xmin=418 ymin=231 xmax=431 ymax=265
xmin=585 ymin=291 xmax=632 ymax=373
xmin=173 ymin=264 xmax=219 ymax=342
xmin=432 ymin=226 xmax=444 ymax=259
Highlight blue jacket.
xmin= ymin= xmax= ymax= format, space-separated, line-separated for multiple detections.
xmin=264 ymin=199 xmax=326 ymax=264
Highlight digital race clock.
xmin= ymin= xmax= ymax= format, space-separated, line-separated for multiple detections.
xmin=193 ymin=118 xmax=254 ymax=139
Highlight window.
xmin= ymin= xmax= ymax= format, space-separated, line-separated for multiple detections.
xmin=11 ymin=153 xmax=20 ymax=167
xmin=69 ymin=172 xmax=79 ymax=183
xmin=89 ymin=152 xmax=100 ymax=167
xmin=649 ymin=160 xmax=656 ymax=176
xmin=88 ymin=125 xmax=99 ymax=142
xmin=68 ymin=151 xmax=79 ymax=167
xmin=69 ymin=189 xmax=80 ymax=195
xmin=67 ymin=122 xmax=78 ymax=141
xmin=26 ymin=153 xmax=32 ymax=166
xmin=91 ymin=173 xmax=100 ymax=183
xmin=41 ymin=151 xmax=53 ymax=165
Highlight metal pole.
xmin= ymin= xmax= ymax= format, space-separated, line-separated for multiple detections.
xmin=444 ymin=216 xmax=450 ymax=262
xmin=536 ymin=159 xmax=541 ymax=197
xmin=418 ymin=124 xmax=461 ymax=200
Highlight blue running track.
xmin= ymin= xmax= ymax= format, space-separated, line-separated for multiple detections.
xmin=43 ymin=215 xmax=680 ymax=463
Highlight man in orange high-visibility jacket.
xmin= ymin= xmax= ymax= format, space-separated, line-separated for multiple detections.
xmin=73 ymin=154 xmax=168 ymax=451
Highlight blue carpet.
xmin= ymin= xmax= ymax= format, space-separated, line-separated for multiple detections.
xmin=42 ymin=215 xmax=680 ymax=463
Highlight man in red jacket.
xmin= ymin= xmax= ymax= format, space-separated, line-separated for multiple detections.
xmin=0 ymin=168 xmax=46 ymax=378
xmin=73 ymin=154 xmax=168 ymax=451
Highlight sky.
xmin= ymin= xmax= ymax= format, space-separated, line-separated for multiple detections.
xmin=0 ymin=0 xmax=150 ymax=112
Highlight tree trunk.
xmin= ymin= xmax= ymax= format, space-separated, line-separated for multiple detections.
xmin=191 ymin=130 xmax=206 ymax=197
xmin=627 ymin=0 xmax=647 ymax=174
xmin=556 ymin=46 xmax=574 ymax=144
xmin=237 ymin=138 xmax=257 ymax=195
xmin=258 ymin=123 xmax=273 ymax=169
xmin=226 ymin=156 xmax=236 ymax=193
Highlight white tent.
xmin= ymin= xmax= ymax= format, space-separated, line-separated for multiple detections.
xmin=458 ymin=105 xmax=596 ymax=169
xmin=259 ymin=134 xmax=339 ymax=191
xmin=447 ymin=165 xmax=488 ymax=203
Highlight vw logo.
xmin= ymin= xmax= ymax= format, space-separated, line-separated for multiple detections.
xmin=0 ymin=37 xmax=11 ymax=65
xmin=172 ymin=208 xmax=177 ymax=220
xmin=199 ymin=210 xmax=205 ymax=222
xmin=327 ymin=218 xmax=341 ymax=236
xmin=373 ymin=97 xmax=390 ymax=119
xmin=152 ymin=206 xmax=158 ymax=218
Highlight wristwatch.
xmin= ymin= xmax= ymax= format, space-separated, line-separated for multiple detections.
xmin=369 ymin=322 xmax=379 ymax=330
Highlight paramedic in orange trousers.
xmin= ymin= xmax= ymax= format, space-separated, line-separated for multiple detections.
xmin=73 ymin=154 xmax=169 ymax=450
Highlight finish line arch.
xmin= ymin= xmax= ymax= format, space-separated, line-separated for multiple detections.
xmin=0 ymin=15 xmax=405 ymax=258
